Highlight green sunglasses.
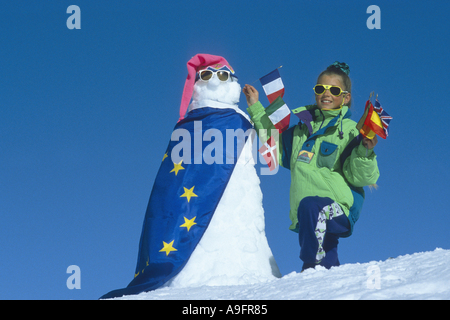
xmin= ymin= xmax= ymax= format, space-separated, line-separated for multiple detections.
xmin=313 ymin=84 xmax=348 ymax=97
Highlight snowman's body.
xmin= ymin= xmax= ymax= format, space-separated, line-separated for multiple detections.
xmin=165 ymin=72 xmax=281 ymax=288
xmin=99 ymin=56 xmax=281 ymax=300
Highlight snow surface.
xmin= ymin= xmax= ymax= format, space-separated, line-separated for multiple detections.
xmin=113 ymin=248 xmax=450 ymax=300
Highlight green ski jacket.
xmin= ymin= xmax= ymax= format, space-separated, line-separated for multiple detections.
xmin=247 ymin=101 xmax=380 ymax=236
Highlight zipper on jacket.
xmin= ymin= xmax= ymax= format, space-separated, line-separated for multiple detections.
xmin=318 ymin=109 xmax=325 ymax=132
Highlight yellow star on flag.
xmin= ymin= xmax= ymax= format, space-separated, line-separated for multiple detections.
xmin=180 ymin=216 xmax=197 ymax=231
xmin=180 ymin=186 xmax=198 ymax=203
xmin=170 ymin=160 xmax=185 ymax=176
xmin=162 ymin=153 xmax=168 ymax=162
xmin=159 ymin=240 xmax=177 ymax=256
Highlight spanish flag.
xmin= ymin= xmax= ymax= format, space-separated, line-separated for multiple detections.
xmin=357 ymin=98 xmax=392 ymax=139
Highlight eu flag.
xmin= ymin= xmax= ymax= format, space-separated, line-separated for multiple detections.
xmin=100 ymin=107 xmax=252 ymax=299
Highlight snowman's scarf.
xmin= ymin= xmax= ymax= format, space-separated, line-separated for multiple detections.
xmin=101 ymin=107 xmax=252 ymax=299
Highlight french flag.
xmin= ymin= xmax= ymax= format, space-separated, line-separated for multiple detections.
xmin=266 ymin=97 xmax=291 ymax=133
xmin=260 ymin=68 xmax=285 ymax=104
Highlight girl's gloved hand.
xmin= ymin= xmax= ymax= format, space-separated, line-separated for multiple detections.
xmin=362 ymin=136 xmax=378 ymax=150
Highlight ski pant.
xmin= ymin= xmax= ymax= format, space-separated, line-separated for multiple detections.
xmin=297 ymin=196 xmax=351 ymax=271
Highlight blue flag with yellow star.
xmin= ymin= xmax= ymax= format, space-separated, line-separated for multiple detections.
xmin=100 ymin=107 xmax=252 ymax=299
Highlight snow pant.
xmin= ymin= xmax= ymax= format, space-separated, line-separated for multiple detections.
xmin=297 ymin=196 xmax=351 ymax=271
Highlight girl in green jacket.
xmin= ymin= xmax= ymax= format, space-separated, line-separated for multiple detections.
xmin=243 ymin=62 xmax=380 ymax=271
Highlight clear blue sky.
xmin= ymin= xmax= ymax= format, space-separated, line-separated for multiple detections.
xmin=1 ymin=1 xmax=449 ymax=299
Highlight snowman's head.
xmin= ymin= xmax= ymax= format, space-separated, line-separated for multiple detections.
xmin=192 ymin=66 xmax=241 ymax=105
xmin=179 ymin=54 xmax=241 ymax=122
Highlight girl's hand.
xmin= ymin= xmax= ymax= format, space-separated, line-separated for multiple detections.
xmin=243 ymin=84 xmax=259 ymax=107
xmin=362 ymin=136 xmax=378 ymax=149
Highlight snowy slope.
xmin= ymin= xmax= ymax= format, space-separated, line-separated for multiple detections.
xmin=112 ymin=248 xmax=450 ymax=300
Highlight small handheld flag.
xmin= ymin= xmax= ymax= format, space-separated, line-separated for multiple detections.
xmin=356 ymin=93 xmax=392 ymax=139
xmin=373 ymin=98 xmax=392 ymax=138
xmin=266 ymin=97 xmax=291 ymax=133
xmin=260 ymin=67 xmax=285 ymax=104
xmin=259 ymin=136 xmax=278 ymax=171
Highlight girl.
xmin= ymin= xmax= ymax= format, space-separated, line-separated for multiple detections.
xmin=243 ymin=62 xmax=380 ymax=271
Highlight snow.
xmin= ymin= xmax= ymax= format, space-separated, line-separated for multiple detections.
xmin=113 ymin=248 xmax=450 ymax=300
xmin=190 ymin=73 xmax=241 ymax=107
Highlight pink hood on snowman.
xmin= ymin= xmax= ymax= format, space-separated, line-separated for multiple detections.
xmin=179 ymin=54 xmax=236 ymax=122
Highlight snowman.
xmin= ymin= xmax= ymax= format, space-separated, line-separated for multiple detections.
xmin=167 ymin=54 xmax=281 ymax=287
xmin=101 ymin=54 xmax=280 ymax=299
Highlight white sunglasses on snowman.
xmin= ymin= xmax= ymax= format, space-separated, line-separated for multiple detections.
xmin=196 ymin=65 xmax=238 ymax=82
xmin=198 ymin=69 xmax=232 ymax=82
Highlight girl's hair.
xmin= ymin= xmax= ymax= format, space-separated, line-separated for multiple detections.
xmin=317 ymin=62 xmax=352 ymax=107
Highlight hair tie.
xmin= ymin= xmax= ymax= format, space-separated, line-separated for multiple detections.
xmin=329 ymin=61 xmax=350 ymax=75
